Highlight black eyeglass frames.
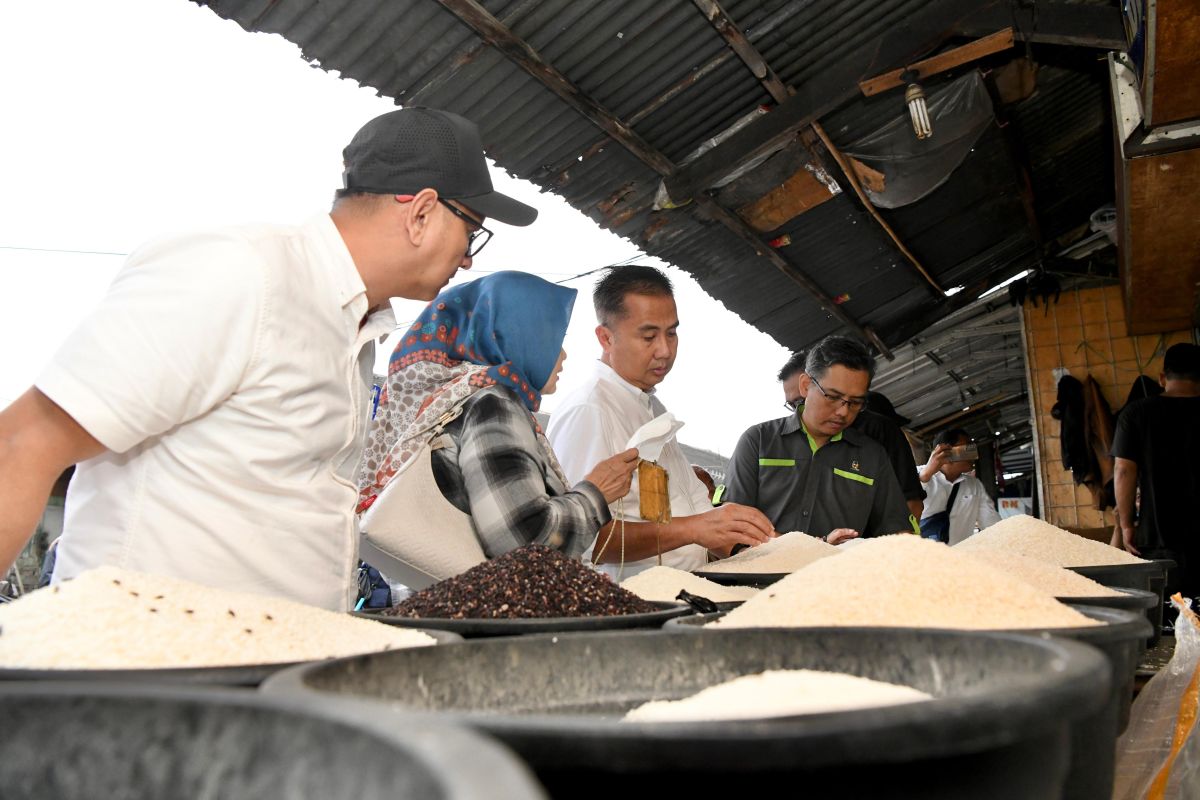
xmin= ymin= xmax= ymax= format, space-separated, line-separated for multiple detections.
xmin=439 ymin=199 xmax=493 ymax=258
xmin=809 ymin=376 xmax=868 ymax=412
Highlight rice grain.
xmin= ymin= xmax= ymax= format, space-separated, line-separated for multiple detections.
xmin=955 ymin=514 xmax=1148 ymax=566
xmin=0 ymin=566 xmax=435 ymax=670
xmin=958 ymin=548 xmax=1124 ymax=598
xmin=623 ymin=669 xmax=930 ymax=722
xmin=712 ymin=535 xmax=1098 ymax=630
xmin=696 ymin=531 xmax=838 ymax=574
xmin=620 ymin=566 xmax=758 ymax=603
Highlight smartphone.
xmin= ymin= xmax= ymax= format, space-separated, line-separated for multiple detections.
xmin=948 ymin=443 xmax=979 ymax=462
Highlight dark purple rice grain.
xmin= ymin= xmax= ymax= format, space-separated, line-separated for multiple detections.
xmin=387 ymin=544 xmax=658 ymax=620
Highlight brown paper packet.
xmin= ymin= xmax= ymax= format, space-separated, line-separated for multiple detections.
xmin=638 ymin=461 xmax=671 ymax=523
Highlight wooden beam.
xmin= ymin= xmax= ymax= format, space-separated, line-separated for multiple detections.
xmin=543 ymin=0 xmax=804 ymax=183
xmin=955 ymin=3 xmax=1127 ymax=50
xmin=433 ymin=0 xmax=675 ymax=176
xmin=663 ymin=0 xmax=1001 ymax=205
xmin=433 ymin=0 xmax=887 ymax=350
xmin=688 ymin=1 xmax=941 ymax=297
xmin=858 ymin=28 xmax=1014 ymax=96
xmin=811 ymin=122 xmax=944 ymax=295
xmin=913 ymin=392 xmax=1027 ymax=436
xmin=692 ymin=0 xmax=790 ymax=104
xmin=695 ymin=195 xmax=894 ymax=357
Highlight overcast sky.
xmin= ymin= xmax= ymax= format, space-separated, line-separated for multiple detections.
xmin=0 ymin=0 xmax=791 ymax=458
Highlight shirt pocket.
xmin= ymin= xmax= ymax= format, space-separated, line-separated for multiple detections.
xmin=832 ymin=467 xmax=875 ymax=487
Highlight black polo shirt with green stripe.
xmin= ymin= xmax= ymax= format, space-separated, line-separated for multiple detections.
xmin=723 ymin=409 xmax=915 ymax=538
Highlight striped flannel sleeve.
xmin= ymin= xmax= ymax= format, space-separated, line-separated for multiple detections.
xmin=456 ymin=388 xmax=611 ymax=559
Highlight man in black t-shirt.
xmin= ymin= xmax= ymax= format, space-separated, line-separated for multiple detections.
xmin=1111 ymin=343 xmax=1200 ymax=596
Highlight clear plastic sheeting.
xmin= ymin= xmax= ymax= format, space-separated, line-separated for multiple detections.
xmin=1113 ymin=596 xmax=1200 ymax=800
xmin=841 ymin=71 xmax=995 ymax=209
xmin=654 ymin=106 xmax=773 ymax=210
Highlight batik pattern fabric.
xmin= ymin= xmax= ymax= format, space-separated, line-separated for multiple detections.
xmin=357 ymin=271 xmax=576 ymax=513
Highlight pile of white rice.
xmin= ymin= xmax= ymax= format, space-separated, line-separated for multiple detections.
xmin=620 ymin=566 xmax=758 ymax=603
xmin=712 ymin=535 xmax=1099 ymax=631
xmin=696 ymin=531 xmax=838 ymax=574
xmin=959 ymin=548 xmax=1124 ymax=598
xmin=0 ymin=566 xmax=436 ymax=669
xmin=623 ymin=669 xmax=930 ymax=722
xmin=955 ymin=514 xmax=1148 ymax=567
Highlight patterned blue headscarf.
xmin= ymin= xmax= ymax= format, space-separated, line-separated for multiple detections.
xmin=391 ymin=271 xmax=576 ymax=411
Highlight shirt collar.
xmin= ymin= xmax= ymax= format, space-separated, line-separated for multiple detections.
xmin=307 ymin=214 xmax=369 ymax=310
xmin=594 ymin=359 xmax=656 ymax=401
xmin=783 ymin=405 xmax=864 ymax=452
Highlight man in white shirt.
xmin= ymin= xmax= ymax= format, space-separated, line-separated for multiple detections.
xmin=547 ymin=266 xmax=774 ymax=579
xmin=917 ymin=428 xmax=1001 ymax=545
xmin=0 ymin=108 xmax=537 ymax=609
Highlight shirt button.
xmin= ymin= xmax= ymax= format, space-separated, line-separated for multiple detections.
xmin=802 ymin=510 xmax=809 ymax=516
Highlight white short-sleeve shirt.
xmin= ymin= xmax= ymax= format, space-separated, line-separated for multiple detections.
xmin=546 ymin=360 xmax=710 ymax=578
xmin=38 ymin=215 xmax=395 ymax=610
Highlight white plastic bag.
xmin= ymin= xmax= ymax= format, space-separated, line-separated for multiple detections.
xmin=1113 ymin=595 xmax=1200 ymax=799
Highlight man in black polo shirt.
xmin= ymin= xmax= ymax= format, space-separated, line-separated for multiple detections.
xmin=723 ymin=336 xmax=915 ymax=543
xmin=1111 ymin=342 xmax=1200 ymax=596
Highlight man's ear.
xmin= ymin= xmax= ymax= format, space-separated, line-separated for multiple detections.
xmin=797 ymin=372 xmax=812 ymax=398
xmin=403 ymin=188 xmax=440 ymax=246
xmin=595 ymin=324 xmax=612 ymax=352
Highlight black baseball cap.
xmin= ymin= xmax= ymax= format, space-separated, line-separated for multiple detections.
xmin=342 ymin=107 xmax=538 ymax=227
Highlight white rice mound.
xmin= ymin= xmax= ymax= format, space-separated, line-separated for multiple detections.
xmin=955 ymin=514 xmax=1148 ymax=566
xmin=0 ymin=566 xmax=436 ymax=670
xmin=623 ymin=669 xmax=931 ymax=722
xmin=620 ymin=566 xmax=758 ymax=603
xmin=959 ymin=548 xmax=1124 ymax=598
xmin=712 ymin=535 xmax=1099 ymax=631
xmin=696 ymin=531 xmax=838 ymax=574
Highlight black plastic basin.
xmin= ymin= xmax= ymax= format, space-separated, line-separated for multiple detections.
xmin=264 ymin=627 xmax=1109 ymax=799
xmin=667 ymin=604 xmax=1149 ymax=800
xmin=0 ymin=682 xmax=544 ymax=799
xmin=1070 ymin=559 xmax=1174 ymax=645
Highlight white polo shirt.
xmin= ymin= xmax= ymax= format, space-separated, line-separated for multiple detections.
xmin=546 ymin=360 xmax=710 ymax=578
xmin=38 ymin=215 xmax=395 ymax=610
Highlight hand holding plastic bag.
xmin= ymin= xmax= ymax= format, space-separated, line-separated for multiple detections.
xmin=1113 ymin=595 xmax=1200 ymax=799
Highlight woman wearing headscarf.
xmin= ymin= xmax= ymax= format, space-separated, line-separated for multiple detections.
xmin=357 ymin=271 xmax=638 ymax=581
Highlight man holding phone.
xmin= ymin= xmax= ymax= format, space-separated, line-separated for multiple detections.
xmin=918 ymin=428 xmax=1000 ymax=544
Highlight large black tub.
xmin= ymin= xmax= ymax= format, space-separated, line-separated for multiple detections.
xmin=668 ymin=604 xmax=1150 ymax=800
xmin=0 ymin=682 xmax=544 ymax=800
xmin=264 ymin=628 xmax=1109 ymax=799
xmin=1070 ymin=559 xmax=1173 ymax=645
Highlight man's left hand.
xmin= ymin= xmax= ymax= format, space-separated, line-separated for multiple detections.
xmin=825 ymin=528 xmax=859 ymax=545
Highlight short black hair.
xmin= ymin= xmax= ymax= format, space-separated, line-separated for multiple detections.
xmin=934 ymin=428 xmax=971 ymax=448
xmin=1163 ymin=343 xmax=1200 ymax=381
xmin=777 ymin=350 xmax=808 ymax=383
xmin=593 ymin=265 xmax=674 ymax=326
xmin=804 ymin=335 xmax=875 ymax=381
xmin=331 ymin=189 xmax=393 ymax=214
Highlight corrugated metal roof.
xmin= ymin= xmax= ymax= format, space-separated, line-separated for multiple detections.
xmin=197 ymin=0 xmax=1117 ymax=472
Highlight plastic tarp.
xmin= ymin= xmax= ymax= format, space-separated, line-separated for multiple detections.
xmin=841 ymin=70 xmax=995 ymax=209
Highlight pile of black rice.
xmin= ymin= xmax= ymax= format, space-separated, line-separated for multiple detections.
xmin=386 ymin=544 xmax=658 ymax=619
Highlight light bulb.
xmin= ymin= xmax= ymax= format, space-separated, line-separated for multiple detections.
xmin=905 ymin=83 xmax=931 ymax=140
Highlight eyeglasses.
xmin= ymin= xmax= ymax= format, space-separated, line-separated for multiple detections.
xmin=439 ymin=199 xmax=493 ymax=257
xmin=784 ymin=400 xmax=799 ymax=413
xmin=809 ymin=376 xmax=868 ymax=412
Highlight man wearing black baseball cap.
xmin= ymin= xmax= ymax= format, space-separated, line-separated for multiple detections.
xmin=0 ymin=106 xmax=536 ymax=611
xmin=332 ymin=107 xmax=537 ymax=304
